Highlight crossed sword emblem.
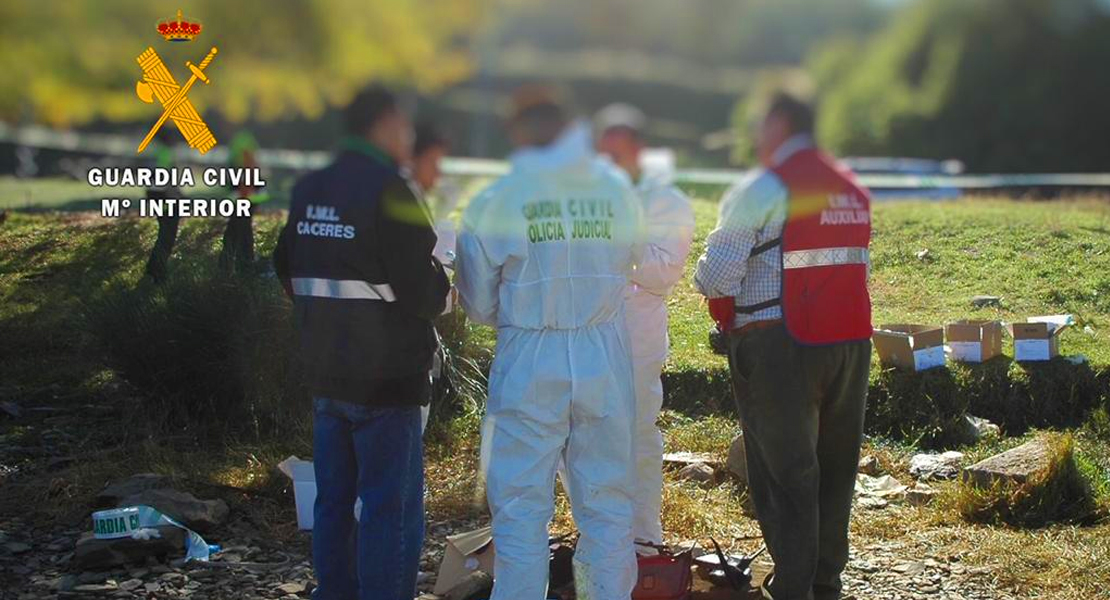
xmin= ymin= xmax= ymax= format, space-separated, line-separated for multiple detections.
xmin=135 ymin=46 xmax=218 ymax=154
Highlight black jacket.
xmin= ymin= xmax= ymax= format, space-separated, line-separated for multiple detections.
xmin=274 ymin=141 xmax=449 ymax=406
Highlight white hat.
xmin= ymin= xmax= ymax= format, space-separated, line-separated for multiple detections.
xmin=593 ymin=103 xmax=646 ymax=134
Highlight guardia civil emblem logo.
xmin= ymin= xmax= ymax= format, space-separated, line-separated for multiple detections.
xmin=134 ymin=9 xmax=218 ymax=155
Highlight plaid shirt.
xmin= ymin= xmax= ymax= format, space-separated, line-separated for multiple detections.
xmin=694 ymin=136 xmax=813 ymax=328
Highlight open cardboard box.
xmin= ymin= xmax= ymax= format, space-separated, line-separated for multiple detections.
xmin=873 ymin=324 xmax=945 ymax=371
xmin=1008 ymin=316 xmax=1071 ymax=362
xmin=433 ymin=526 xmax=496 ymax=595
xmin=946 ymin=320 xmax=1003 ymax=363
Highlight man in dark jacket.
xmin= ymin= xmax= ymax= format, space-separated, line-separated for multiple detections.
xmin=274 ymin=86 xmax=449 ymax=600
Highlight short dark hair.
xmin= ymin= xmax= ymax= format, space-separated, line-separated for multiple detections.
xmin=344 ymin=85 xmax=398 ymax=136
xmin=767 ymin=92 xmax=815 ymax=136
xmin=513 ymin=103 xmax=568 ymax=147
xmin=413 ymin=122 xmax=448 ymax=157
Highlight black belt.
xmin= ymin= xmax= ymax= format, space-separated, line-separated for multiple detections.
xmin=735 ymin=319 xmax=783 ymax=336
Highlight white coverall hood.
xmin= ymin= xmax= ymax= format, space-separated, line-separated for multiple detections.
xmin=456 ymin=121 xmax=643 ymax=600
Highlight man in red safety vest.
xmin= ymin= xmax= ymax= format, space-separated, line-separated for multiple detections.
xmin=694 ymin=93 xmax=873 ymax=600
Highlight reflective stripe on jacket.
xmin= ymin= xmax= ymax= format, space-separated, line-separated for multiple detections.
xmin=274 ymin=142 xmax=449 ymax=405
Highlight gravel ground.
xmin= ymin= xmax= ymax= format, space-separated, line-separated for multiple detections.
xmin=0 ymin=402 xmax=1029 ymax=600
xmin=0 ymin=511 xmax=1021 ymax=600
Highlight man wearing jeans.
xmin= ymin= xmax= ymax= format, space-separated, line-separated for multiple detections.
xmin=274 ymin=86 xmax=449 ymax=600
xmin=695 ymin=93 xmax=872 ymax=600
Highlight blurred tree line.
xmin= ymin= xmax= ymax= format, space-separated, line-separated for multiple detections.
xmin=7 ymin=0 xmax=1108 ymax=171
xmin=496 ymin=0 xmax=884 ymax=67
xmin=0 ymin=0 xmax=489 ymax=126
xmin=806 ymin=0 xmax=1110 ymax=172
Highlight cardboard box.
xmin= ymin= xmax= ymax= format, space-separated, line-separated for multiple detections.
xmin=433 ymin=526 xmax=496 ymax=595
xmin=873 ymin=325 xmax=945 ymax=371
xmin=946 ymin=320 xmax=1003 ymax=363
xmin=1009 ymin=316 xmax=1071 ymax=362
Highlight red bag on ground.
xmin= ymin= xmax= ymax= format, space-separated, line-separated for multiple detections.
xmin=632 ymin=546 xmax=694 ymax=600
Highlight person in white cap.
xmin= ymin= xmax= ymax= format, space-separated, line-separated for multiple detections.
xmin=455 ymin=86 xmax=643 ymax=600
xmin=595 ymin=103 xmax=695 ymax=547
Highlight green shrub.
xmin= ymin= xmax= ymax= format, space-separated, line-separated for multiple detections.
xmin=867 ymin=366 xmax=970 ymax=449
xmin=867 ymin=359 xmax=1106 ymax=447
xmin=662 ymin=367 xmax=735 ymax=417
xmin=1085 ymin=407 xmax=1110 ymax=442
xmin=87 ymin=259 xmax=305 ymax=439
xmin=660 ymin=358 xmax=1108 ymax=450
xmin=87 ymin=256 xmax=486 ymax=442
xmin=425 ymin=310 xmax=491 ymax=435
xmin=955 ymin=433 xmax=1108 ymax=528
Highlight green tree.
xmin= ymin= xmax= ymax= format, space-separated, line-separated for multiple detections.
xmin=810 ymin=0 xmax=1110 ymax=172
xmin=0 ymin=0 xmax=491 ymax=126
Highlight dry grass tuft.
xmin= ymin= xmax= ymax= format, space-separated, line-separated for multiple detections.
xmin=952 ymin=433 xmax=1108 ymax=528
xmin=660 ymin=412 xmax=739 ymax=456
xmin=659 ymin=480 xmax=760 ymax=549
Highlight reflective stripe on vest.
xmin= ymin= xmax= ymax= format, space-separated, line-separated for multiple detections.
xmin=782 ymin=247 xmax=869 ymax=270
xmin=291 ymin=278 xmax=396 ymax=302
xmin=773 ymin=147 xmax=873 ymax=345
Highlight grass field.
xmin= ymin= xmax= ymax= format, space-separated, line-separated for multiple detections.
xmin=667 ymin=195 xmax=1110 ymax=371
xmin=2 ymin=182 xmax=1110 ymax=597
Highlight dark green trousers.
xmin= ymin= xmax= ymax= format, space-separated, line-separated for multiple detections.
xmin=727 ymin=324 xmax=870 ymax=600
xmin=219 ymin=213 xmax=255 ymax=272
xmin=145 ymin=215 xmax=179 ymax=284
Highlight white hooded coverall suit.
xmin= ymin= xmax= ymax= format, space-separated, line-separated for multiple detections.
xmin=624 ymin=173 xmax=695 ymax=544
xmin=456 ymin=123 xmax=643 ymax=600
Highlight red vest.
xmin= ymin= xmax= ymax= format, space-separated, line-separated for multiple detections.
xmin=772 ymin=148 xmax=872 ymax=345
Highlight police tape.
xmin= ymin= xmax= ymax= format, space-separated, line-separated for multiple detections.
xmin=6 ymin=122 xmax=1110 ymax=192
xmin=91 ymin=505 xmax=220 ymax=562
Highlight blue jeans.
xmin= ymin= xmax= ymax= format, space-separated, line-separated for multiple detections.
xmin=311 ymin=398 xmax=425 ymax=600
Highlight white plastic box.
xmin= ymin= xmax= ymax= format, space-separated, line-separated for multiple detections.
xmin=278 ymin=456 xmax=362 ymax=530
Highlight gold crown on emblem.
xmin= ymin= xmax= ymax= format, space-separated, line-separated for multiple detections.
xmin=157 ymin=9 xmax=202 ymax=42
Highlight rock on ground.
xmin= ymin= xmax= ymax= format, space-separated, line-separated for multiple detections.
xmin=910 ymin=451 xmax=964 ymax=481
xmin=726 ymin=433 xmax=748 ymax=487
xmin=662 ymin=452 xmax=721 ymax=469
xmin=120 ymin=488 xmax=230 ymax=533
xmin=955 ymin=415 xmax=1001 ymax=445
xmin=96 ymin=473 xmax=169 ymax=507
xmin=906 ymin=483 xmax=939 ymax=506
xmin=676 ymin=463 xmax=716 ymax=486
xmin=971 ymin=295 xmax=1002 ymax=308
xmin=963 ymin=437 xmax=1052 ymax=488
xmin=74 ymin=526 xmax=185 ymax=570
xmin=275 ymin=581 xmax=306 ymax=595
xmin=858 ymin=455 xmax=882 ymax=477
